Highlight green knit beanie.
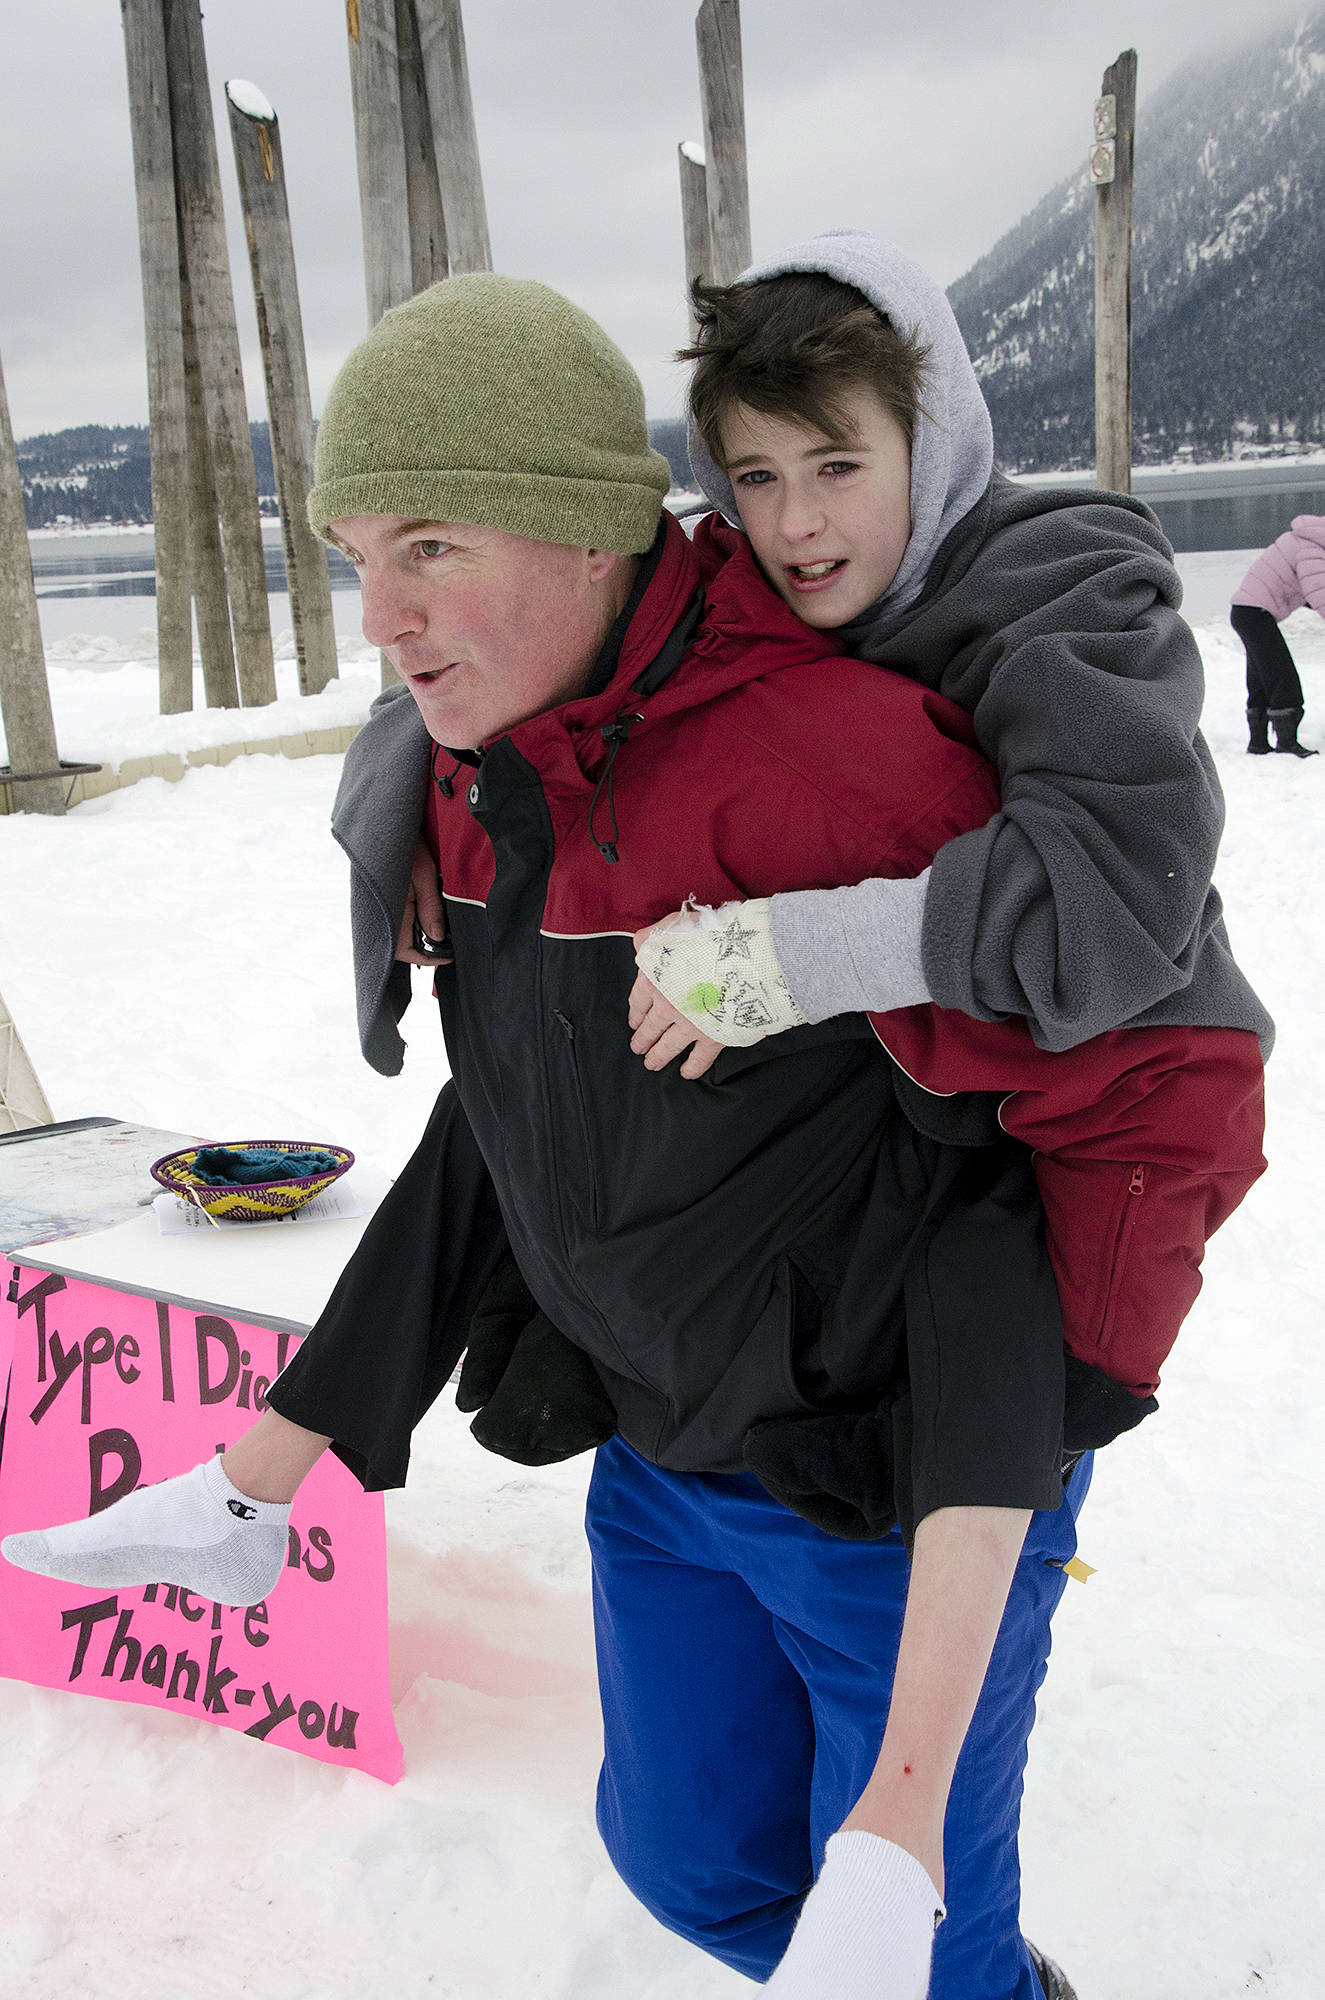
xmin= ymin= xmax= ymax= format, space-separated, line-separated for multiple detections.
xmin=307 ymin=274 xmax=672 ymax=554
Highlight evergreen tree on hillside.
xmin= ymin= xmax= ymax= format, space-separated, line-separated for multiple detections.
xmin=17 ymin=422 xmax=279 ymax=527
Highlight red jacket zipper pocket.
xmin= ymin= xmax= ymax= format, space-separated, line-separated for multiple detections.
xmin=1092 ymin=1164 xmax=1146 ymax=1354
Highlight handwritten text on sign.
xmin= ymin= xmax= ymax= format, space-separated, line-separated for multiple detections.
xmin=0 ymin=1260 xmax=402 ymax=1782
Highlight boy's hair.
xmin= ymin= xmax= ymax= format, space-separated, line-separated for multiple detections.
xmin=681 ymin=272 xmax=931 ymax=465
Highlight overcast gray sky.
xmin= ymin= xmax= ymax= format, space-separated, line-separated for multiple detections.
xmin=0 ymin=0 xmax=1306 ymax=439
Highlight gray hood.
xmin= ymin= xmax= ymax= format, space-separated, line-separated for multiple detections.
xmin=686 ymin=229 xmax=994 ymax=617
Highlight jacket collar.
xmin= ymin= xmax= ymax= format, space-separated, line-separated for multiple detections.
xmin=539 ymin=509 xmax=846 ymax=747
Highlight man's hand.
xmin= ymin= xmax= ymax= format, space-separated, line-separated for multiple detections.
xmin=762 ymin=1832 xmax=942 ymax=2000
xmin=629 ymin=925 xmax=725 ymax=1078
xmin=395 ymin=838 xmax=451 ymax=966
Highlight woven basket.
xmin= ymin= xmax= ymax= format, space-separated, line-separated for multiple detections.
xmin=150 ymin=1140 xmax=355 ymax=1224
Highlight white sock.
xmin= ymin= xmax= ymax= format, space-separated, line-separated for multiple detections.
xmin=762 ymin=1832 xmax=945 ymax=2000
xmin=1 ymin=1456 xmax=291 ymax=1607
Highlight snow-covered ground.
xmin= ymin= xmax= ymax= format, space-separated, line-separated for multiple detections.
xmin=9 ymin=586 xmax=380 ymax=773
xmin=1 ymin=554 xmax=1323 ymax=1999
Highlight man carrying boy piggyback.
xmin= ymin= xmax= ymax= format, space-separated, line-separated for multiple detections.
xmin=7 ymin=238 xmax=1268 ymax=2000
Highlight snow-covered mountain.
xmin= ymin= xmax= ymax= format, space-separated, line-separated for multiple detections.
xmin=948 ymin=10 xmax=1325 ymax=470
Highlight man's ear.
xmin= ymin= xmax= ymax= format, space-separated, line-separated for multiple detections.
xmin=586 ymin=548 xmax=623 ymax=584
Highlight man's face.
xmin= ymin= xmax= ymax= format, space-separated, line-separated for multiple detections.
xmin=330 ymin=515 xmax=626 ymax=747
xmin=719 ymin=385 xmax=913 ymax=628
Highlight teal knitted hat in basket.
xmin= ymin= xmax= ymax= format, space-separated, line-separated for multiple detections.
xmin=307 ymin=274 xmax=671 ymax=555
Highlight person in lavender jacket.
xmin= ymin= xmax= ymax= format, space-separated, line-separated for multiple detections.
xmin=1230 ymin=514 xmax=1325 ymax=757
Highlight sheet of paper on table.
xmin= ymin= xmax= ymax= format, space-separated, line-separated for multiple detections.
xmin=0 ymin=1118 xmax=199 ymax=1254
xmin=14 ymin=1169 xmax=390 ymax=1336
xmin=152 ymin=1180 xmax=366 ymax=1235
xmin=2 ymin=1120 xmax=388 ymax=1334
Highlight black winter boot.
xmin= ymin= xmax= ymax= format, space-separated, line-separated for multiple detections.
xmin=1027 ymin=1939 xmax=1079 ymax=1999
xmin=1246 ymin=706 xmax=1271 ymax=754
xmin=1269 ymin=706 xmax=1318 ymax=757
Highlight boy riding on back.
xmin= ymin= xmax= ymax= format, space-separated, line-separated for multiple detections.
xmin=630 ymin=230 xmax=1268 ymax=1425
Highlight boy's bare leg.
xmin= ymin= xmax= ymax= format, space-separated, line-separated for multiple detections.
xmin=844 ymin=1502 xmax=1032 ymax=1889
xmin=764 ymin=1504 xmax=1031 ymax=1999
xmin=223 ymin=1408 xmax=333 ymax=1504
xmin=1 ymin=1408 xmax=333 ymax=1607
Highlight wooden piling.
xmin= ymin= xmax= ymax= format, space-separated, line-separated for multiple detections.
xmin=678 ymin=140 xmax=710 ymax=335
xmin=415 ymin=0 xmax=493 ymax=274
xmin=179 ymin=251 xmax=241 ymax=708
xmin=1093 ymin=49 xmax=1137 ymax=494
xmin=695 ymin=0 xmax=751 ymax=285
xmin=164 ymin=0 xmax=276 ymax=706
xmin=346 ymin=0 xmax=413 ymax=322
xmin=227 ymin=81 xmax=339 ymax=696
xmin=395 ymin=0 xmax=449 ymax=294
xmin=0 ymin=350 xmax=64 ymax=816
xmin=119 ymin=0 xmax=194 ymax=715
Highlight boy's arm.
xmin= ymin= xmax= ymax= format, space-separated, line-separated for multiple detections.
xmin=659 ymin=501 xmax=1269 ymax=1059
xmin=892 ymin=500 xmax=1269 ymax=1053
xmin=763 ymin=1503 xmax=1031 ymax=2000
xmin=628 ymin=872 xmax=934 ymax=1077
xmin=625 ymin=723 xmax=997 ymax=1072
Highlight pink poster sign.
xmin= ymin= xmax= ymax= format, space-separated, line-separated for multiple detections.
xmin=0 ymin=1259 xmax=403 ymax=1783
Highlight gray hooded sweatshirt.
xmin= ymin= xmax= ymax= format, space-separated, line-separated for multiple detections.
xmin=689 ymin=230 xmax=1272 ymax=1054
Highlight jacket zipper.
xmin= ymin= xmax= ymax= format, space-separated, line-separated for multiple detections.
xmin=552 ymin=1010 xmax=601 ymax=1230
xmin=1093 ymin=1164 xmax=1146 ymax=1352
xmin=531 ymin=951 xmax=648 ymax=1390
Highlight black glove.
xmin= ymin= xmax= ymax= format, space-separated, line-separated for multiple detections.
xmin=1062 ymin=1352 xmax=1157 ymax=1455
xmin=457 ymin=1253 xmax=616 ymax=1467
xmin=742 ymin=1407 xmax=900 ymax=1541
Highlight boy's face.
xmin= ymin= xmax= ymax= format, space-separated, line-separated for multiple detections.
xmin=719 ymin=386 xmax=912 ymax=628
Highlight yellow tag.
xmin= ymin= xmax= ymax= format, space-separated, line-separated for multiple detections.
xmin=1062 ymin=1557 xmax=1096 ymax=1584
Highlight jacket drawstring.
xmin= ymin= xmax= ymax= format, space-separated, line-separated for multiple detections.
xmin=588 ymin=713 xmax=642 ymax=863
xmin=430 ymin=745 xmax=466 ymax=799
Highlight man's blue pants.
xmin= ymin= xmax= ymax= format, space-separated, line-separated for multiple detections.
xmin=587 ymin=1438 xmax=1092 ymax=1995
